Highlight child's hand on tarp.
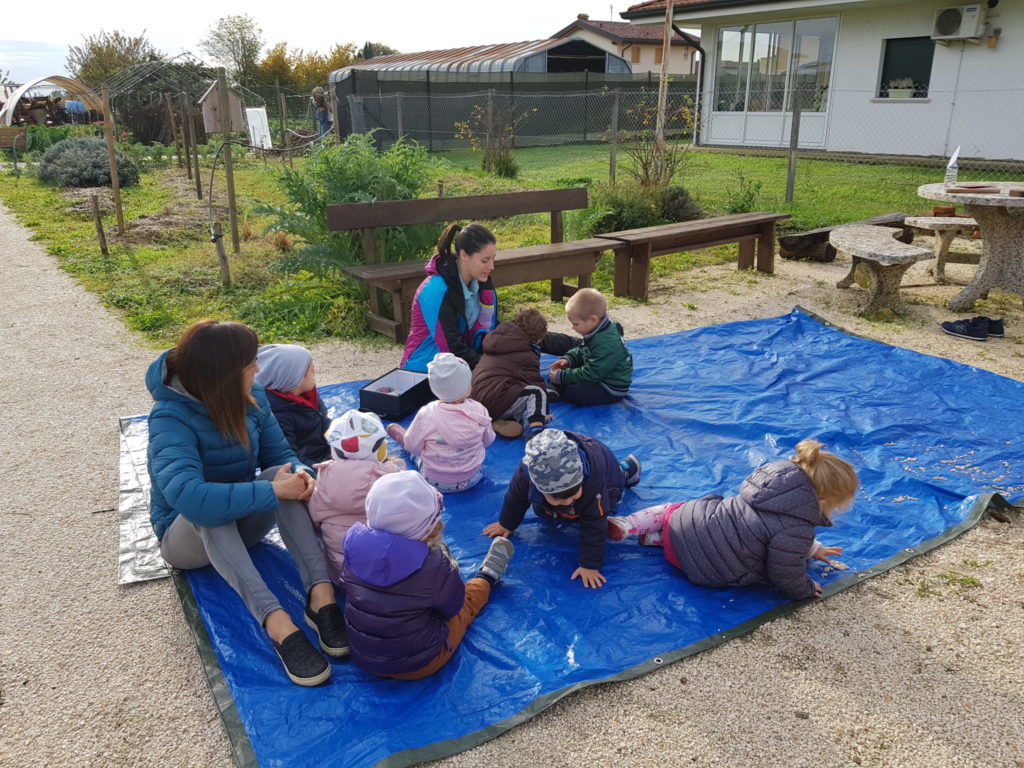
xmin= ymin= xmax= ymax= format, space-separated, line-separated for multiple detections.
xmin=483 ymin=522 xmax=512 ymax=538
xmin=571 ymin=566 xmax=607 ymax=589
xmin=811 ymin=545 xmax=843 ymax=565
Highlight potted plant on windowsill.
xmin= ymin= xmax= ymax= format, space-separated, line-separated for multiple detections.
xmin=886 ymin=78 xmax=915 ymax=99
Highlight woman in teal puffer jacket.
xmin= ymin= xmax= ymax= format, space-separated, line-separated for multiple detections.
xmin=146 ymin=320 xmax=347 ymax=686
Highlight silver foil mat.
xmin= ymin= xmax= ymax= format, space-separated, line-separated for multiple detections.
xmin=118 ymin=415 xmax=170 ymax=584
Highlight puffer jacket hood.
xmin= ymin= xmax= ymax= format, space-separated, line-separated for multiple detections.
xmin=431 ymin=400 xmax=493 ymax=445
xmin=147 ymin=349 xmax=196 ymax=403
xmin=343 ymin=522 xmax=428 ymax=587
xmin=482 ymin=322 xmax=533 ymax=355
xmin=740 ymin=460 xmax=830 ymax=526
xmin=473 ymin=322 xmax=545 ymax=418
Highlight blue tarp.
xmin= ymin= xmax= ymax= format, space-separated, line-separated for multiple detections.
xmin=163 ymin=309 xmax=1023 ymax=768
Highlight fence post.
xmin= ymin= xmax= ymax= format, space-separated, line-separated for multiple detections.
xmin=165 ymin=93 xmax=183 ymax=168
xmin=177 ymin=94 xmax=193 ymax=181
xmin=485 ymin=89 xmax=494 ymax=172
xmin=609 ymin=89 xmax=620 ymax=185
xmin=101 ymin=86 xmax=125 ymax=235
xmin=182 ymin=95 xmax=202 ymax=200
xmin=216 ymin=67 xmax=240 ymax=254
xmin=785 ymin=95 xmax=802 ymax=204
xmin=278 ymin=92 xmax=290 ymax=167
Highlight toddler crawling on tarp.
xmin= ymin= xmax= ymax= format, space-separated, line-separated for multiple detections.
xmin=606 ymin=439 xmax=858 ymax=600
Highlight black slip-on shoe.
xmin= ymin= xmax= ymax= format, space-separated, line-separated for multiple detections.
xmin=304 ymin=601 xmax=350 ymax=658
xmin=940 ymin=318 xmax=988 ymax=341
xmin=972 ymin=316 xmax=1005 ymax=337
xmin=273 ymin=630 xmax=331 ymax=686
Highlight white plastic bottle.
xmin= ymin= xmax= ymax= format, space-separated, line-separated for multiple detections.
xmin=944 ymin=160 xmax=958 ymax=189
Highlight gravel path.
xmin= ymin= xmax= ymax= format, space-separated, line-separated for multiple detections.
xmin=1 ymin=201 xmax=1021 ymax=768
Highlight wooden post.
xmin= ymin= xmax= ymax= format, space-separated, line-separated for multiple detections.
xmin=177 ymin=95 xmax=193 ymax=181
xmin=165 ymin=94 xmax=183 ymax=168
xmin=182 ymin=96 xmax=202 ymax=200
xmin=90 ymin=194 xmax=109 ymax=256
xmin=609 ymin=89 xmax=620 ymax=185
xmin=279 ymin=91 xmax=291 ymax=167
xmin=217 ymin=68 xmax=240 ymax=254
xmin=101 ymin=87 xmax=125 ymax=235
xmin=213 ymin=222 xmax=231 ymax=286
xmin=437 ymin=180 xmax=444 ymax=197
xmin=785 ymin=97 xmax=802 ymax=204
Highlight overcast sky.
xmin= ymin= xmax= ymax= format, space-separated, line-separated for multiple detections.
xmin=2 ymin=1 xmax=662 ymax=84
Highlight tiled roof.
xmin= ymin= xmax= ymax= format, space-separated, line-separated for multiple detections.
xmin=623 ymin=0 xmax=781 ymax=18
xmin=552 ymin=18 xmax=696 ymax=45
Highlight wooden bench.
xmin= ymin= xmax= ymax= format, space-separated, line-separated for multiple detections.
xmin=779 ymin=212 xmax=913 ymax=262
xmin=327 ymin=188 xmax=603 ymax=341
xmin=903 ymin=216 xmax=980 ymax=284
xmin=0 ymin=126 xmax=28 ymax=175
xmin=593 ymin=212 xmax=791 ymax=300
xmin=830 ymin=225 xmax=933 ymax=315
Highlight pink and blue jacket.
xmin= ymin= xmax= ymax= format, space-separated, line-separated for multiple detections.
xmin=401 ymin=399 xmax=495 ymax=484
xmin=400 ymin=253 xmax=497 ymax=372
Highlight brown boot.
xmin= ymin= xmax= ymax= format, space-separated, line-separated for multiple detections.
xmin=492 ymin=419 xmax=523 ymax=438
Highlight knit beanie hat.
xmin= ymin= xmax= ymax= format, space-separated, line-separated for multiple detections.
xmin=427 ymin=352 xmax=472 ymax=402
xmin=524 ymin=429 xmax=585 ymax=494
xmin=254 ymin=344 xmax=311 ymax=393
xmin=365 ymin=470 xmax=442 ymax=541
xmin=326 ymin=409 xmax=387 ymax=462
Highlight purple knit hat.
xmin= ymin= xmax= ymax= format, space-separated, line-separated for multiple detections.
xmin=365 ymin=471 xmax=442 ymax=541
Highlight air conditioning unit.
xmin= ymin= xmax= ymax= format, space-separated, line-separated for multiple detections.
xmin=932 ymin=5 xmax=986 ymax=41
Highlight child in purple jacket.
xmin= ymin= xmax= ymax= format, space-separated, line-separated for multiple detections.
xmin=606 ymin=439 xmax=858 ymax=600
xmin=340 ymin=471 xmax=514 ymax=679
xmin=388 ymin=352 xmax=494 ymax=492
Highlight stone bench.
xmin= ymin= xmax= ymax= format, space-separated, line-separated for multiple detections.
xmin=830 ymin=225 xmax=933 ymax=315
xmin=904 ymin=216 xmax=980 ymax=284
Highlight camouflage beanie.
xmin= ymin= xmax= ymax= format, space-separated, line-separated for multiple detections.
xmin=524 ymin=429 xmax=584 ymax=494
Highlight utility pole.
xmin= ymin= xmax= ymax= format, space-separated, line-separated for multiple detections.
xmin=653 ymin=0 xmax=675 ymax=184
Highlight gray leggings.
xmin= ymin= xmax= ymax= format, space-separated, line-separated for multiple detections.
xmin=159 ymin=465 xmax=330 ymax=625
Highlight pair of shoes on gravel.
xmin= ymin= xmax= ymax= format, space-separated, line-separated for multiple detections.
xmin=940 ymin=316 xmax=1004 ymax=341
xmin=478 ymin=536 xmax=514 ymax=582
xmin=619 ymin=454 xmax=642 ymax=487
xmin=273 ymin=598 xmax=349 ymax=687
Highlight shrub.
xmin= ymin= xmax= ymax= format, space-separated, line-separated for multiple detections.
xmin=579 ymin=183 xmax=703 ymax=236
xmin=256 ymin=132 xmax=443 ymax=266
xmin=724 ymin=172 xmax=763 ymax=214
xmin=237 ymin=270 xmax=368 ymax=340
xmin=38 ymin=137 xmax=140 ymax=188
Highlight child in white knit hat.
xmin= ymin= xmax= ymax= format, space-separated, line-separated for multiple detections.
xmin=340 ymin=470 xmax=514 ymax=679
xmin=387 ymin=352 xmax=495 ymax=493
xmin=308 ymin=409 xmax=405 ymax=586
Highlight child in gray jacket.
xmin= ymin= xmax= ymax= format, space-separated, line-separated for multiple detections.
xmin=606 ymin=439 xmax=858 ymax=600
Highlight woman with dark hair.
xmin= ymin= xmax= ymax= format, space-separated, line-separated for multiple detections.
xmin=146 ymin=320 xmax=347 ymax=686
xmin=401 ymin=223 xmax=499 ymax=372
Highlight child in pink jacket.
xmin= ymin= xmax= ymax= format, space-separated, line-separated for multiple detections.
xmin=388 ymin=353 xmax=495 ymax=493
xmin=308 ymin=409 xmax=404 ymax=585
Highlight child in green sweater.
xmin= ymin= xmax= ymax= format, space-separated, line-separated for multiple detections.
xmin=543 ymin=288 xmax=632 ymax=405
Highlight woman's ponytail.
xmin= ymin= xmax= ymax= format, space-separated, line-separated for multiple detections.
xmin=437 ymin=223 xmax=462 ymax=258
xmin=437 ymin=222 xmax=496 ymax=259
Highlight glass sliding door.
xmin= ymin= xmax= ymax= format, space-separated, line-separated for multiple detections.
xmin=790 ymin=17 xmax=837 ymax=112
xmin=715 ymin=26 xmax=752 ymax=112
xmin=748 ymin=22 xmax=792 ymax=112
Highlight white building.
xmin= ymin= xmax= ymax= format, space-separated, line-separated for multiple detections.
xmin=552 ymin=14 xmax=699 ymax=75
xmin=623 ymin=0 xmax=1023 ymax=160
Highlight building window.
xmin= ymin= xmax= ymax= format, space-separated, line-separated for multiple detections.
xmin=654 ymin=46 xmax=663 ymax=65
xmin=631 ymin=46 xmax=641 ymax=64
xmin=715 ymin=16 xmax=836 ymax=113
xmin=878 ymin=37 xmax=934 ymax=97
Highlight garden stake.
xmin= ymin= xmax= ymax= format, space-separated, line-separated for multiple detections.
xmin=216 ymin=68 xmax=240 ymax=254
xmin=177 ymin=94 xmax=192 ymax=181
xmin=165 ymin=93 xmax=183 ymax=169
xmin=187 ymin=101 xmax=202 ymax=201
xmin=213 ymin=222 xmax=231 ymax=287
xmin=101 ymin=86 xmax=125 ymax=235
xmin=90 ymin=194 xmax=108 ymax=256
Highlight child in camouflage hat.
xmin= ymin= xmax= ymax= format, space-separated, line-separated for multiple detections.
xmin=482 ymin=429 xmax=641 ymax=588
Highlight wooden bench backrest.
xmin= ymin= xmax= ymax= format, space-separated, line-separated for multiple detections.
xmin=0 ymin=126 xmax=27 ymax=149
xmin=326 ymin=188 xmax=588 ymax=231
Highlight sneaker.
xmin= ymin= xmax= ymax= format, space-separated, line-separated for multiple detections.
xmin=940 ymin=317 xmax=988 ymax=342
xmin=304 ymin=599 xmax=349 ymax=658
xmin=525 ymin=423 xmax=546 ymax=441
xmin=545 ymin=387 xmax=561 ymax=403
xmin=492 ymin=419 xmax=523 ymax=439
xmin=478 ymin=536 xmax=514 ymax=582
xmin=607 ymin=516 xmax=633 ymax=541
xmin=273 ymin=630 xmax=331 ymax=686
xmin=620 ymin=454 xmax=642 ymax=487
xmin=638 ymin=531 xmax=664 ymax=547
xmin=972 ymin=316 xmax=1005 ymax=337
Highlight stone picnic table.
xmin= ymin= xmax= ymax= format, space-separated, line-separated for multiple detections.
xmin=918 ymin=182 xmax=1024 ymax=310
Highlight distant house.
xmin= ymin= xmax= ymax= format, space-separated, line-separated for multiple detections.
xmin=623 ymin=0 xmax=1024 ymax=161
xmin=552 ymin=14 xmax=699 ymax=75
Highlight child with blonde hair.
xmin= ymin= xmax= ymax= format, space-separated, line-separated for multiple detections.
xmin=340 ymin=471 xmax=515 ymax=679
xmin=308 ymin=409 xmax=405 ymax=588
xmin=606 ymin=439 xmax=858 ymax=600
xmin=544 ymin=287 xmax=632 ymax=405
xmin=387 ymin=352 xmax=494 ymax=492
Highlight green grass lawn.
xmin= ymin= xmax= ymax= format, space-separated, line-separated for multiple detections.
xmin=1 ymin=140 xmax=1003 ymax=347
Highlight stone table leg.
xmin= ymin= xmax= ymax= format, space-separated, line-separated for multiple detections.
xmin=836 ymin=256 xmax=863 ymax=289
xmin=860 ymin=261 xmax=915 ymax=315
xmin=948 ymin=205 xmax=1024 ymax=311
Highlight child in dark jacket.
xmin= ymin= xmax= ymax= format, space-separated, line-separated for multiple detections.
xmin=472 ymin=307 xmax=553 ymax=440
xmin=543 ymin=288 xmax=632 ymax=406
xmin=341 ymin=471 xmax=515 ymax=679
xmin=483 ymin=429 xmax=642 ymax=589
xmin=255 ymin=344 xmax=331 ymax=465
xmin=606 ymin=439 xmax=858 ymax=600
